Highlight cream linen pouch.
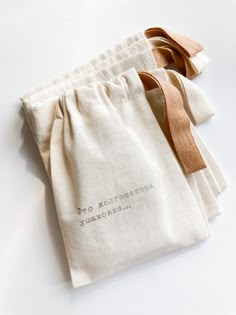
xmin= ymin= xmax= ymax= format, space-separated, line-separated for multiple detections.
xmin=48 ymin=68 xmax=210 ymax=288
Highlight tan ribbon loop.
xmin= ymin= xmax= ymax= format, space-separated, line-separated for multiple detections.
xmin=151 ymin=46 xmax=186 ymax=75
xmin=138 ymin=71 xmax=207 ymax=174
xmin=144 ymin=27 xmax=203 ymax=57
xmin=151 ymin=47 xmax=170 ymax=68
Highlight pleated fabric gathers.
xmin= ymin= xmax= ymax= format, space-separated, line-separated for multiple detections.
xmin=21 ymin=27 xmax=228 ymax=288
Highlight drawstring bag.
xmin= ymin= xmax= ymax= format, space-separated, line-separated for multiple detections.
xmin=21 ymin=28 xmax=227 ymax=288
xmin=47 ymin=68 xmax=209 ymax=288
xmin=22 ymin=29 xmax=226 ymax=220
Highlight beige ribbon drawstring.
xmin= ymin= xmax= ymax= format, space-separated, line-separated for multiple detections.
xmin=144 ymin=27 xmax=204 ymax=78
xmin=139 ymin=71 xmax=207 ymax=174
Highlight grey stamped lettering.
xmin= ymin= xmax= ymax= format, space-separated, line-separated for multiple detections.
xmin=76 ymin=183 xmax=154 ymax=227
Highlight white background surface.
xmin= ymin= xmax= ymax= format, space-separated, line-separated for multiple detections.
xmin=0 ymin=1 xmax=235 ymax=314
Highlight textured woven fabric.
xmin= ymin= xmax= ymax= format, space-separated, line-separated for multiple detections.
xmin=139 ymin=71 xmax=207 ymax=174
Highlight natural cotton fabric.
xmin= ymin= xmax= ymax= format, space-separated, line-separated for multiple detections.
xmin=21 ymin=27 xmax=227 ymax=288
